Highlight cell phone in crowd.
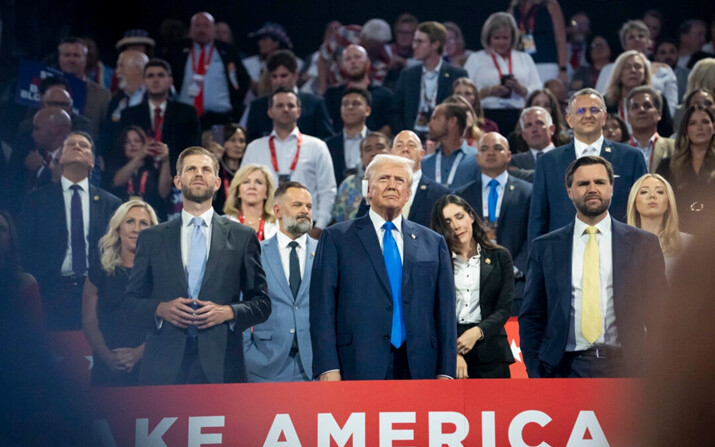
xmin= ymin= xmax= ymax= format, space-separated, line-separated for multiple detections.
xmin=211 ymin=124 xmax=225 ymax=144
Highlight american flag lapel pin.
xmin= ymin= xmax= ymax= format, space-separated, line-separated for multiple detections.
xmin=411 ymin=233 xmax=416 ymax=239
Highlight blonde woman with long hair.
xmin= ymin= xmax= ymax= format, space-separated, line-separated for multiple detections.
xmin=223 ymin=163 xmax=278 ymax=241
xmin=82 ymin=200 xmax=158 ymax=386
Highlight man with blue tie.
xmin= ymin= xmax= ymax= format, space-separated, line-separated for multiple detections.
xmin=244 ymin=181 xmax=317 ymax=382
xmin=311 ymin=154 xmax=457 ymax=380
xmin=528 ymin=88 xmax=647 ymax=242
xmin=123 ymin=146 xmax=270 ymax=385
xmin=456 ymin=132 xmax=531 ymax=315
xmin=519 ymin=156 xmax=666 ymax=378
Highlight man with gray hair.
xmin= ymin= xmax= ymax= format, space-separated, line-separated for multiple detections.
xmin=528 ymin=88 xmax=647 ymax=242
xmin=509 ymin=106 xmax=557 ymax=182
xmin=311 ymin=153 xmax=457 ymax=381
xmin=626 ymin=86 xmax=674 ymax=173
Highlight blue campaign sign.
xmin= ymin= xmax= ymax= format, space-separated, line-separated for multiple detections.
xmin=14 ymin=59 xmax=87 ymax=114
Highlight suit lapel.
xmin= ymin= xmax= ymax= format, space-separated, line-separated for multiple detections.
xmin=611 ymin=219 xmax=631 ymax=311
xmin=200 ymin=214 xmax=227 ymax=293
xmin=554 ymin=224 xmax=574 ymax=322
xmin=599 ymin=139 xmax=615 ymax=165
xmin=264 ymin=236 xmax=293 ymax=301
xmin=408 ymin=178 xmax=427 ymax=221
xmin=355 ymin=215 xmax=392 ymax=298
xmin=497 ymin=177 xmax=516 ymax=230
xmin=163 ymin=218 xmax=187 ymax=293
xmin=479 ymin=248 xmax=495 ymax=288
xmin=297 ymin=238 xmax=317 ymax=302
xmin=400 ymin=220 xmax=417 ymax=304
xmin=52 ymin=183 xmax=68 ymax=248
xmin=437 ymin=65 xmax=452 ymax=102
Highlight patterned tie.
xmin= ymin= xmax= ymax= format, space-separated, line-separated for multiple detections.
xmin=194 ymin=47 xmax=206 ymax=116
xmin=382 ymin=221 xmax=405 ymax=348
xmin=487 ymin=179 xmax=499 ymax=222
xmin=288 ymin=241 xmax=301 ymax=298
xmin=70 ymin=185 xmax=86 ymax=276
xmin=582 ymin=226 xmax=603 ymax=344
xmin=187 ymin=217 xmax=207 ymax=337
xmin=153 ymin=106 xmax=164 ymax=142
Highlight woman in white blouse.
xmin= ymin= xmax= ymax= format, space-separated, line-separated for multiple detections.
xmin=223 ymin=164 xmax=278 ymax=241
xmin=463 ymin=12 xmax=542 ymax=109
xmin=431 ymin=195 xmax=515 ymax=378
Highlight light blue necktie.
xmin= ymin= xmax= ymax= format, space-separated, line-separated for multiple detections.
xmin=382 ymin=221 xmax=405 ymax=348
xmin=187 ymin=217 xmax=207 ymax=337
xmin=488 ymin=179 xmax=499 ymax=222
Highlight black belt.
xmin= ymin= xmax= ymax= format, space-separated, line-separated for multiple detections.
xmin=58 ymin=274 xmax=86 ymax=285
xmin=568 ymin=347 xmax=622 ymax=359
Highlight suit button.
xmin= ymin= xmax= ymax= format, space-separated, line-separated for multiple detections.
xmin=386 ymin=305 xmax=392 ymax=311
xmin=384 ymin=335 xmax=390 ymax=341
xmin=290 ymin=328 xmax=295 ymax=333
xmin=294 ymin=305 xmax=299 ymax=310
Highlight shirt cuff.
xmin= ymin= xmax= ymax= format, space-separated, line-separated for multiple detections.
xmin=154 ymin=315 xmax=163 ymax=330
xmin=437 ymin=374 xmax=454 ymax=379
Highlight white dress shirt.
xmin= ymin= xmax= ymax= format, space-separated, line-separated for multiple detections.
xmin=464 ymin=49 xmax=542 ymax=109
xmin=60 ymin=176 xmax=90 ymax=275
xmin=242 ymin=127 xmax=337 ymax=228
xmin=180 ymin=207 xmax=214 ymax=272
xmin=452 ymin=248 xmax=482 ymax=324
xmin=569 ymin=214 xmax=618 ymax=351
xmin=276 ymin=230 xmax=308 ymax=283
xmin=529 ymin=142 xmax=555 ymax=160
xmin=343 ymin=126 xmax=367 ymax=171
xmin=480 ymin=171 xmax=509 ymax=220
xmin=404 ymin=169 xmax=422 ymax=214
xmin=368 ymin=208 xmax=404 ymax=262
xmin=631 ymin=132 xmax=657 ymax=170
xmin=574 ymin=135 xmax=605 ymax=158
xmin=415 ymin=59 xmax=443 ymax=131
xmin=178 ymin=42 xmax=232 ymax=113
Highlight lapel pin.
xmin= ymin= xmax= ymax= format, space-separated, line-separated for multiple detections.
xmin=420 ymin=185 xmax=427 ymax=190
xmin=605 ymin=147 xmax=612 ymax=152
xmin=93 ymin=195 xmax=99 ymax=201
xmin=311 ymin=251 xmax=315 ymax=257
xmin=509 ymin=185 xmax=515 ymax=191
xmin=445 ymin=72 xmax=450 ymax=78
xmin=485 ymin=258 xmax=491 ymax=264
xmin=411 ymin=233 xmax=416 ymax=239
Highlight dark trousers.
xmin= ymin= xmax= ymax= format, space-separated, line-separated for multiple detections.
xmin=174 ymin=337 xmax=208 ymax=384
xmin=385 ymin=345 xmax=411 ymax=380
xmin=458 ymin=323 xmax=512 ymax=379
xmin=42 ymin=275 xmax=84 ymax=331
xmin=557 ymin=349 xmax=625 ymax=378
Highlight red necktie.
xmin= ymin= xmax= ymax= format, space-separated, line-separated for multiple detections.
xmin=570 ymin=48 xmax=581 ymax=70
xmin=154 ymin=107 xmax=163 ymax=142
xmin=194 ymin=47 xmax=206 ymax=116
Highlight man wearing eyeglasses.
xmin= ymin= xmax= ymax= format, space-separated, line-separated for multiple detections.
xmin=528 ymin=88 xmax=646 ymax=242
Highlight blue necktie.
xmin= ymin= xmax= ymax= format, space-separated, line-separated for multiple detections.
xmin=288 ymin=241 xmax=301 ymax=298
xmin=382 ymin=221 xmax=405 ymax=348
xmin=70 ymin=185 xmax=86 ymax=276
xmin=187 ymin=217 xmax=207 ymax=337
xmin=487 ymin=179 xmax=499 ymax=222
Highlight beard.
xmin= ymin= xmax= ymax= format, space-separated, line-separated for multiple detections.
xmin=283 ymin=214 xmax=312 ymax=237
xmin=574 ymin=193 xmax=611 ymax=217
xmin=181 ymin=180 xmax=215 ymax=204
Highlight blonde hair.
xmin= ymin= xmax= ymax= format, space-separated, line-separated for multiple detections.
xmin=223 ymin=163 xmax=276 ymax=222
xmin=99 ymin=200 xmax=159 ymax=274
xmin=605 ymin=50 xmax=652 ymax=105
xmin=626 ymin=173 xmax=682 ymax=256
xmin=685 ymin=58 xmax=715 ymax=98
xmin=481 ymin=12 xmax=519 ymax=51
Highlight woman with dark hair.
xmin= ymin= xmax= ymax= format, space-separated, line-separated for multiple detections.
xmin=431 ymin=195 xmax=515 ymax=379
xmin=109 ymin=125 xmax=172 ymax=221
xmin=82 ymin=200 xmax=159 ymax=386
xmin=509 ymin=88 xmax=570 ymax=153
xmin=570 ymin=35 xmax=611 ymax=91
xmin=0 ymin=210 xmax=42 ymax=330
xmin=658 ymin=105 xmax=715 ymax=235
xmin=603 ymin=113 xmax=630 ymax=143
xmin=213 ymin=123 xmax=248 ymax=213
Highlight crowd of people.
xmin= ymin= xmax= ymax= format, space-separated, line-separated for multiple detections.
xmin=1 ymin=5 xmax=714 ymax=386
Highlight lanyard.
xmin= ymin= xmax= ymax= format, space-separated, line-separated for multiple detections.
xmin=190 ymin=44 xmax=215 ymax=75
xmin=238 ymin=215 xmax=266 ymax=241
xmin=269 ymin=132 xmax=303 ymax=174
xmin=127 ymin=170 xmax=149 ymax=197
xmin=517 ymin=5 xmax=537 ymax=33
xmin=630 ymin=133 xmax=658 ymax=170
xmin=435 ymin=151 xmax=464 ymax=186
xmin=223 ymin=177 xmax=231 ymax=201
xmin=490 ymin=51 xmax=513 ymax=79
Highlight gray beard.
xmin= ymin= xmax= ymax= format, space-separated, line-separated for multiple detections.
xmin=283 ymin=215 xmax=312 ymax=237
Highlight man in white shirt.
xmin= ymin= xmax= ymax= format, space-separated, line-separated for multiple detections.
xmin=242 ymin=88 xmax=336 ymax=239
xmin=520 ymin=155 xmax=666 ymax=377
xmin=626 ymin=86 xmax=674 ymax=173
xmin=509 ymin=106 xmax=557 ymax=182
xmin=244 ymin=181 xmax=317 ymax=382
xmin=123 ymin=146 xmax=270 ymax=384
xmin=325 ymin=87 xmax=371 ymax=184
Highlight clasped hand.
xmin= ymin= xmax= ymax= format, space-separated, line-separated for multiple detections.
xmin=156 ymin=297 xmax=234 ymax=329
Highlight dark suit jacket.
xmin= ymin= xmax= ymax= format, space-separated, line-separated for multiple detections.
xmin=119 ymin=100 xmax=201 ymax=175
xmin=519 ymin=218 xmax=666 ymax=377
xmin=392 ymin=62 xmax=468 ymax=133
xmin=509 ymin=151 xmax=537 ymax=182
xmin=325 ymin=133 xmax=348 ymax=185
xmin=166 ymin=39 xmax=251 ymax=120
xmin=528 ymin=139 xmax=647 ymax=242
xmin=310 ymin=214 xmax=457 ymax=380
xmin=246 ymin=92 xmax=334 ymax=142
xmin=355 ymin=175 xmax=451 ymax=228
xmin=324 ymin=83 xmax=397 ymax=133
xmin=123 ymin=214 xmax=271 ymax=385
xmin=469 ymin=247 xmax=516 ymax=364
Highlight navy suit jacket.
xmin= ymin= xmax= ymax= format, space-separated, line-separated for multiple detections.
xmin=123 ymin=214 xmax=271 ymax=385
xmin=528 ymin=139 xmax=647 ymax=242
xmin=310 ymin=214 xmax=457 ymax=380
xmin=243 ymin=235 xmax=317 ymax=381
xmin=509 ymin=151 xmax=537 ymax=183
xmin=519 ymin=218 xmax=666 ymax=377
xmin=324 ymin=83 xmax=397 ymax=133
xmin=392 ymin=62 xmax=468 ymax=133
xmin=325 ymin=133 xmax=348 ymax=185
xmin=246 ymin=92 xmax=334 ymax=142
xmin=355 ymin=175 xmax=451 ymax=228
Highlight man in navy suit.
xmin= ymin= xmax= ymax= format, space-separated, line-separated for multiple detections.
xmin=123 ymin=146 xmax=270 ymax=384
xmin=392 ymin=22 xmax=468 ymax=135
xmin=244 ymin=182 xmax=316 ymax=382
xmin=456 ymin=132 xmax=531 ymax=315
xmin=20 ymin=132 xmax=121 ymax=330
xmin=311 ymin=154 xmax=456 ymax=380
xmin=325 ymin=87 xmax=371 ymax=185
xmin=356 ymin=130 xmax=450 ymax=228
xmin=519 ymin=156 xmax=666 ymax=378
xmin=528 ymin=88 xmax=647 ymax=242
xmin=508 ymin=106 xmax=556 ymax=183
xmin=245 ymin=50 xmax=333 ymax=142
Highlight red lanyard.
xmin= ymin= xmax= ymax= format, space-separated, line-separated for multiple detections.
xmin=190 ymin=44 xmax=215 ymax=75
xmin=223 ymin=177 xmax=231 ymax=200
xmin=127 ymin=170 xmax=149 ymax=197
xmin=268 ymin=132 xmax=303 ymax=174
xmin=490 ymin=52 xmax=513 ymax=79
xmin=238 ymin=216 xmax=266 ymax=241
xmin=517 ymin=5 xmax=537 ymax=33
